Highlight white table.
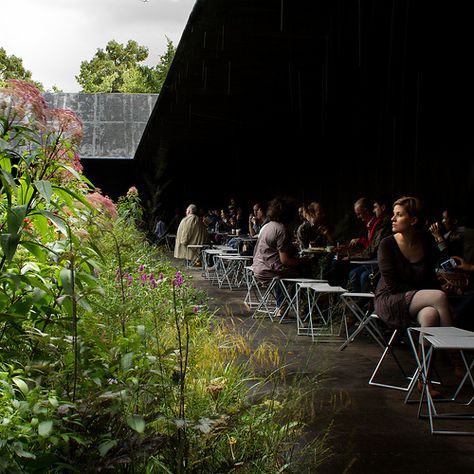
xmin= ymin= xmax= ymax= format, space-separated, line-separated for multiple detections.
xmin=338 ymin=292 xmax=386 ymax=351
xmin=295 ymin=282 xmax=347 ymax=341
xmin=407 ymin=327 xmax=474 ymax=435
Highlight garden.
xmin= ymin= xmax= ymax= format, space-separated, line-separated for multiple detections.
xmin=0 ymin=80 xmax=331 ymax=472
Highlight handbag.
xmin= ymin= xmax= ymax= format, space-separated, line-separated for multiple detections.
xmin=437 ymin=270 xmax=470 ymax=295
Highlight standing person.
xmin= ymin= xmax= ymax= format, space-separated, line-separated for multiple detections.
xmin=173 ymin=204 xmax=209 ymax=261
xmin=374 ymin=196 xmax=454 ymax=395
xmin=252 ymin=197 xmax=309 ymax=314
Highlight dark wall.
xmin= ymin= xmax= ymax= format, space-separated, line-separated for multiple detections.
xmin=134 ymin=0 xmax=474 ymax=225
xmin=82 ymin=159 xmax=136 ymax=201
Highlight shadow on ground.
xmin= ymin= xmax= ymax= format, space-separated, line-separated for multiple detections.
xmin=172 ymin=255 xmax=474 ymax=473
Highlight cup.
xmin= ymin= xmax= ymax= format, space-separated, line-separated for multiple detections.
xmin=236 ymin=229 xmax=241 ymax=235
xmin=231 ymin=229 xmax=235 ymax=235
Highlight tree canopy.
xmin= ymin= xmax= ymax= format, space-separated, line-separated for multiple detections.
xmin=0 ymin=47 xmax=43 ymax=90
xmin=76 ymin=38 xmax=176 ymax=93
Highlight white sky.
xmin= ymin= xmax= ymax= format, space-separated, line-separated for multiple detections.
xmin=1 ymin=0 xmax=196 ymax=92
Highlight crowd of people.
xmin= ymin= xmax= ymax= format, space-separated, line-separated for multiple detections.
xmin=160 ymin=194 xmax=474 ymax=390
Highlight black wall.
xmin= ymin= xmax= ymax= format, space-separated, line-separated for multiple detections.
xmin=134 ymin=0 xmax=474 ymax=225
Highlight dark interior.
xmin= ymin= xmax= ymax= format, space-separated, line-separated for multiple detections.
xmin=129 ymin=0 xmax=474 ymax=225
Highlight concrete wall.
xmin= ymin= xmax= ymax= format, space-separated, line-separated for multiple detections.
xmin=44 ymin=93 xmax=158 ymax=160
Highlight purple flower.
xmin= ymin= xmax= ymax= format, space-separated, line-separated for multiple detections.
xmin=173 ymin=271 xmax=184 ymax=287
xmin=126 ymin=274 xmax=133 ymax=286
xmin=150 ymin=278 xmax=157 ymax=289
xmin=138 ymin=264 xmax=145 ymax=272
xmin=159 ymin=272 xmax=164 ymax=281
xmin=193 ymin=305 xmax=200 ymax=314
xmin=140 ymin=273 xmax=147 ymax=285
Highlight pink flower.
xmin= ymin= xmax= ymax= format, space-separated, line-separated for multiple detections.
xmin=86 ymin=192 xmax=118 ymax=219
xmin=193 ymin=306 xmax=200 ymax=314
xmin=173 ymin=271 xmax=184 ymax=287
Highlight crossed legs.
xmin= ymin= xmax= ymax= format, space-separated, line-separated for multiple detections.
xmin=409 ymin=289 xmax=453 ymax=327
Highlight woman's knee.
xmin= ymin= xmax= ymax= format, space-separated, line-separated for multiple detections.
xmin=430 ymin=289 xmax=449 ymax=306
xmin=417 ymin=307 xmax=439 ymax=327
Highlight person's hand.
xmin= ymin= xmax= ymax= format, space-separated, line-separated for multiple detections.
xmin=349 ymin=238 xmax=359 ymax=248
xmin=429 ymin=222 xmax=443 ymax=241
xmin=451 ymin=256 xmax=474 ymax=272
xmin=317 ymin=225 xmax=329 ymax=236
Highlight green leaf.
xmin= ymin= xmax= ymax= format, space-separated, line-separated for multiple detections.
xmin=12 ymin=377 xmax=29 ymax=396
xmin=28 ymin=212 xmax=50 ymax=239
xmin=0 ymin=168 xmax=17 ymax=194
xmin=0 ymin=154 xmax=12 ymax=172
xmin=8 ymin=205 xmax=27 ymax=234
xmin=59 ymin=267 xmax=73 ymax=294
xmin=53 ymin=185 xmax=95 ymax=211
xmin=126 ymin=414 xmax=145 ymax=433
xmin=39 ymin=210 xmax=68 ymax=236
xmin=121 ymin=352 xmax=134 ymax=370
xmin=17 ymin=179 xmax=35 ymax=205
xmin=77 ymin=296 xmax=92 ymax=312
xmin=38 ymin=420 xmax=53 ymax=437
xmin=12 ymin=442 xmax=36 ymax=459
xmin=34 ymin=180 xmax=53 ymax=203
xmin=1 ymin=233 xmax=20 ymax=261
xmin=98 ymin=439 xmax=118 ymax=457
xmin=20 ymin=240 xmax=48 ymax=262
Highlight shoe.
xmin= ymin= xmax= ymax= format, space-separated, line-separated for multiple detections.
xmin=417 ymin=380 xmax=442 ymax=399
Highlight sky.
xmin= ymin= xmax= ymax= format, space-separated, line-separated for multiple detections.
xmin=1 ymin=0 xmax=196 ymax=92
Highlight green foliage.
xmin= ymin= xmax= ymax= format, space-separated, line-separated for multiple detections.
xmin=76 ymin=38 xmax=175 ymax=93
xmin=0 ymin=47 xmax=43 ymax=91
xmin=0 ymin=81 xmax=329 ymax=473
xmin=116 ymin=185 xmax=144 ymax=226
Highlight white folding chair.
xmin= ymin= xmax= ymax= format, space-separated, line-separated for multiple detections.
xmin=251 ymin=276 xmax=281 ymax=322
xmin=368 ymin=320 xmax=418 ymax=392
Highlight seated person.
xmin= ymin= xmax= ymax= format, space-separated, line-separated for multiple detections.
xmin=252 ymin=197 xmax=310 ymax=314
xmin=445 ymin=226 xmax=474 ymax=330
xmin=325 ymin=197 xmax=382 ymax=287
xmin=296 ymin=201 xmax=334 ymax=250
xmin=248 ymin=202 xmax=268 ymax=237
xmin=428 ymin=206 xmax=464 ymax=260
xmin=374 ymin=196 xmax=455 ymax=395
xmin=348 ymin=195 xmax=392 ymax=293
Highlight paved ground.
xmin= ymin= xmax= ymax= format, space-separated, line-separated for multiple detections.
xmin=172 ymin=256 xmax=474 ymax=473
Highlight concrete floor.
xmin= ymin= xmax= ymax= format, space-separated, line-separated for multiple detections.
xmin=173 ymin=257 xmax=474 ymax=473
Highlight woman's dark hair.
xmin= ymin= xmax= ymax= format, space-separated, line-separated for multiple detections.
xmin=266 ymin=197 xmax=297 ymax=225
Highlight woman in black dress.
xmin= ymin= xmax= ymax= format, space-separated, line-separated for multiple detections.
xmin=374 ymin=197 xmax=455 ymax=394
xmin=375 ymin=196 xmax=453 ymax=329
